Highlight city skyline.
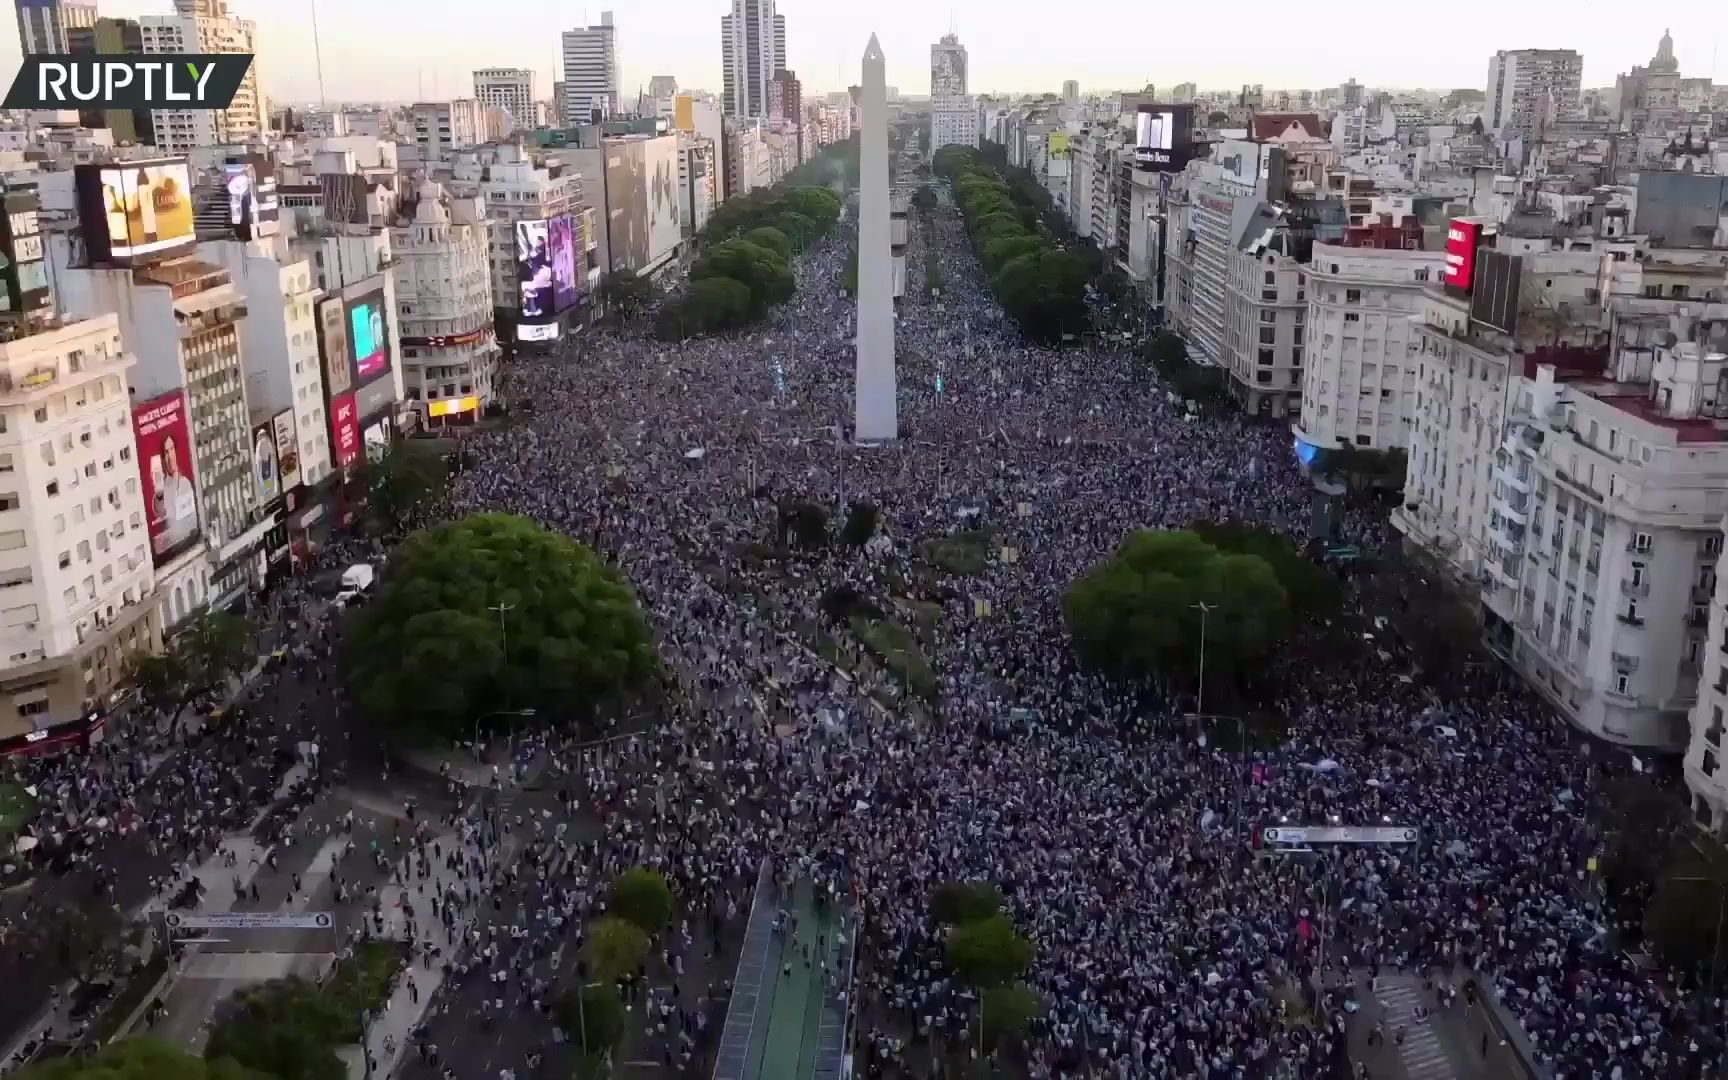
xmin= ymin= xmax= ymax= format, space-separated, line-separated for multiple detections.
xmin=1 ymin=0 xmax=1722 ymax=108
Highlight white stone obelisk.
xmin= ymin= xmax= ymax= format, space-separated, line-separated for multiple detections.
xmin=854 ymin=33 xmax=897 ymax=443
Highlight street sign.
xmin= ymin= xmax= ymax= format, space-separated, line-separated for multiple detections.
xmin=1262 ymin=826 xmax=1417 ymax=846
xmin=164 ymin=911 xmax=334 ymax=930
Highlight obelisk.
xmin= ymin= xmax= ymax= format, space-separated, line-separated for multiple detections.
xmin=854 ymin=33 xmax=897 ymax=443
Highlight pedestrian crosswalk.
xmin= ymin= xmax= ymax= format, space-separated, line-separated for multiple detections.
xmin=1374 ymin=979 xmax=1456 ymax=1080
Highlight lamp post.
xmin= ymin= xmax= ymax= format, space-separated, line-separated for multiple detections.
xmin=488 ymin=601 xmax=515 ymax=676
xmin=1191 ymin=601 xmax=1217 ymax=717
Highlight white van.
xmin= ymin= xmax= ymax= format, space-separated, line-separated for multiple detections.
xmin=334 ymin=563 xmax=375 ymax=608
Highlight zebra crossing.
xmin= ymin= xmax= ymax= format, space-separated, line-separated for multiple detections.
xmin=1374 ymin=978 xmax=1457 ymax=1080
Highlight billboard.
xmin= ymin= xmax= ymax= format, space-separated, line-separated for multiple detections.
xmin=517 ymin=321 xmax=560 ymax=343
xmin=345 ymin=290 xmax=390 ymax=384
xmin=74 ymin=160 xmax=196 ymax=265
xmin=515 ymin=219 xmax=555 ymax=319
xmin=549 ymin=214 xmax=579 ymax=311
xmin=316 ymin=295 xmax=352 ymax=397
xmin=932 ymin=45 xmax=966 ymax=99
xmin=251 ymin=420 xmax=280 ymax=503
xmin=1133 ymin=104 xmax=1195 ymax=171
xmin=354 ymin=375 xmax=395 ymax=423
xmin=329 ymin=392 xmax=360 ymax=469
xmin=1215 ymin=139 xmax=1264 ymax=189
xmin=1047 ymin=132 xmax=1070 ymax=159
xmin=222 ymin=161 xmax=278 ymax=241
xmin=272 ymin=409 xmax=301 ymax=491
xmin=605 ymin=137 xmax=683 ymax=272
xmin=1444 ymin=218 xmax=1483 ymax=292
xmin=1470 ymin=250 xmax=1524 ymax=335
xmin=132 ymin=391 xmax=201 ymax=567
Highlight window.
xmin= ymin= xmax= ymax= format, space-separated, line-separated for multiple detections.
xmin=1346 ymin=288 xmax=1361 ymax=302
xmin=1415 ymin=268 xmax=1430 ymax=282
xmin=1344 ymin=312 xmax=1361 ymax=323
xmin=32 ymin=407 xmax=46 ymax=423
xmin=1260 ymin=310 xmax=1275 ymax=323
xmin=1633 ymin=531 xmax=1653 ymax=554
xmin=1614 ymin=673 xmax=1631 ymax=695
xmin=1258 ymin=348 xmax=1276 ymax=367
xmin=1259 ymin=327 xmax=1276 ymax=345
xmin=57 ymin=550 xmax=69 ymax=568
xmin=1356 ymin=434 xmax=1372 ymax=446
xmin=44 ymin=481 xmax=56 ymax=497
xmin=0 ymin=530 xmax=23 ymax=551
xmin=0 ymin=493 xmax=15 ymax=512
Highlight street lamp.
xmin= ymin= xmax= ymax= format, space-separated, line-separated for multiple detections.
xmin=1191 ymin=601 xmax=1217 ymax=716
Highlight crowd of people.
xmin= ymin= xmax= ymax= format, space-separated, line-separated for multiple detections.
xmin=427 ymin=185 xmax=1715 ymax=1080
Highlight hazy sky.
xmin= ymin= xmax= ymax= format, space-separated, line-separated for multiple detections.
xmin=3 ymin=1 xmax=1724 ymax=106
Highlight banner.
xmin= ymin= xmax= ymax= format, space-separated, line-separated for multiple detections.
xmin=132 ymin=390 xmax=201 ymax=567
xmin=272 ymin=410 xmax=301 ymax=491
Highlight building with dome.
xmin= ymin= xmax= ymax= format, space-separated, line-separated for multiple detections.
xmin=1617 ymin=30 xmax=1715 ymax=136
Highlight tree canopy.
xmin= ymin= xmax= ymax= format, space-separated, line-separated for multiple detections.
xmin=122 ymin=609 xmax=255 ymax=728
xmin=345 ymin=513 xmax=657 ymax=740
xmin=930 ymin=880 xmax=1005 ymax=926
xmin=582 ymin=915 xmax=650 ymax=983
xmin=9 ymin=1039 xmax=268 ymax=1080
xmin=607 ymin=867 xmax=674 ymax=934
xmin=946 ymin=912 xmax=1034 ymax=989
xmin=1063 ymin=529 xmax=1291 ymax=685
xmin=934 ymin=146 xmax=1090 ymax=344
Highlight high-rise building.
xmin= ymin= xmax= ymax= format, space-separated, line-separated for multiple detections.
xmin=648 ymin=75 xmax=679 ymax=100
xmin=389 ymin=181 xmax=500 ymax=424
xmin=768 ymin=69 xmax=802 ymax=125
xmin=721 ymin=0 xmax=785 ymax=119
xmin=1062 ymin=79 xmax=1079 ymax=106
xmin=66 ymin=17 xmax=155 ymax=145
xmin=0 ymin=314 xmax=160 ymax=746
xmin=13 ymin=0 xmax=95 ymax=55
xmin=138 ymin=0 xmax=265 ymax=153
xmin=473 ymin=68 xmax=537 ymax=134
xmin=929 ymin=33 xmax=976 ymax=151
xmin=562 ymin=11 xmax=620 ymax=126
xmin=1485 ymin=48 xmax=1582 ymax=142
xmin=411 ymin=100 xmax=483 ymax=161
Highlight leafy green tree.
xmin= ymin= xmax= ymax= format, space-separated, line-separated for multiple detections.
xmin=1190 ymin=522 xmax=1340 ymax=622
xmin=608 ymin=867 xmax=674 ymax=935
xmin=840 ymin=250 xmax=858 ymax=296
xmin=554 ymin=984 xmax=628 ymax=1059
xmin=205 ymin=978 xmax=353 ymax=1080
xmin=1063 ymin=529 xmax=1290 ymax=684
xmin=345 ymin=513 xmax=657 ymax=740
xmin=742 ymin=226 xmax=792 ymax=261
xmin=1601 ymin=776 xmax=1690 ymax=906
xmin=930 ymin=881 xmax=1004 ymax=926
xmin=600 ymin=269 xmax=656 ymax=322
xmin=367 ymin=444 xmax=449 ymax=531
xmin=839 ymin=502 xmax=880 ymax=547
xmin=777 ymin=499 xmax=831 ymax=549
xmin=582 ymin=916 xmax=651 ymax=983
xmin=120 ymin=648 xmax=192 ymax=724
xmin=123 ymin=610 xmax=255 ymax=730
xmin=9 ymin=1038 xmax=269 ymax=1080
xmin=693 ymin=239 xmax=793 ymax=314
xmin=947 ymin=912 xmax=1033 ymax=989
xmin=981 ymin=983 xmax=1041 ymax=1049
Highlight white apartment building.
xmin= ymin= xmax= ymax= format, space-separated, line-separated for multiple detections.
xmin=720 ymin=0 xmax=785 ymax=119
xmin=1298 ymin=242 xmax=1448 ymax=454
xmin=1485 ymin=48 xmax=1583 ymax=143
xmin=562 ymin=11 xmax=621 ymax=125
xmin=724 ymin=118 xmax=772 ymax=200
xmin=201 ymin=240 xmax=332 ymax=495
xmin=410 ymin=101 xmax=483 ymax=163
xmin=390 ymin=181 xmax=500 ymax=423
xmin=0 ymin=315 xmax=158 ymax=742
xmin=448 ymin=145 xmax=586 ymax=320
xmin=473 ymin=68 xmax=537 ymax=133
xmin=138 ymin=0 xmax=265 ymax=153
xmin=677 ymin=136 xmax=717 ymax=238
xmin=929 ymin=33 xmax=977 ymax=153
xmin=14 ymin=0 xmax=95 ymax=55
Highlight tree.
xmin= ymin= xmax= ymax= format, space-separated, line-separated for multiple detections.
xmin=120 ymin=648 xmax=192 ymax=724
xmin=600 ymin=270 xmax=655 ymax=323
xmin=608 ymin=867 xmax=673 ymax=935
xmin=981 ymin=983 xmax=1041 ymax=1049
xmin=930 ymin=881 xmax=1004 ymax=926
xmin=582 ymin=916 xmax=650 ymax=984
xmin=9 ymin=1038 xmax=270 ymax=1080
xmin=553 ymin=984 xmax=628 ymax=1060
xmin=367 ymin=444 xmax=449 ymax=531
xmin=777 ymin=499 xmax=831 ymax=550
xmin=692 ymin=239 xmax=793 ymax=314
xmin=1190 ymin=522 xmax=1340 ymax=623
xmin=742 ymin=226 xmax=793 ymax=261
xmin=122 ymin=610 xmax=255 ymax=730
xmin=839 ymin=502 xmax=880 ymax=547
xmin=205 ymin=978 xmax=354 ymax=1080
xmin=1063 ymin=529 xmax=1291 ymax=684
xmin=345 ymin=513 xmax=657 ymax=740
xmin=1601 ymin=776 xmax=1690 ymax=906
xmin=946 ymin=913 xmax=1033 ymax=989
xmin=840 ymin=249 xmax=858 ymax=296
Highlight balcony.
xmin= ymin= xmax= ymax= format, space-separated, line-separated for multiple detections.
xmin=1618 ymin=613 xmax=1647 ymax=627
xmin=1620 ymin=579 xmax=1649 ymax=599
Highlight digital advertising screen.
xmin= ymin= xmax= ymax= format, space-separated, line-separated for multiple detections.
xmin=132 ymin=390 xmax=201 ymax=567
xmin=316 ymin=295 xmax=352 ymax=397
xmin=548 ymin=214 xmax=578 ymax=312
xmin=1445 ymin=219 xmax=1484 ymax=293
xmin=345 ymin=291 xmax=390 ymax=384
xmin=74 ymin=159 xmax=196 ymax=265
xmin=515 ymin=219 xmax=555 ymax=319
xmin=272 ymin=409 xmax=301 ymax=491
xmin=517 ymin=321 xmax=560 ymax=343
xmin=1133 ymin=104 xmax=1194 ymax=171
xmin=252 ymin=420 xmax=280 ymax=503
xmin=329 ymin=392 xmax=360 ymax=469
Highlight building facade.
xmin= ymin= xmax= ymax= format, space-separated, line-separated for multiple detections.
xmin=0 ymin=314 xmax=158 ymax=744
xmin=720 ymin=0 xmax=785 ymax=119
xmin=562 ymin=11 xmax=620 ymax=125
xmin=13 ymin=0 xmax=96 ymax=56
xmin=410 ymin=100 xmax=482 ymax=163
xmin=473 ymin=68 xmax=537 ymax=134
xmin=929 ymin=33 xmax=977 ymax=152
xmin=1485 ymin=48 xmax=1583 ymax=143
xmin=138 ymin=0 xmax=264 ymax=153
xmin=391 ymin=181 xmax=500 ymax=423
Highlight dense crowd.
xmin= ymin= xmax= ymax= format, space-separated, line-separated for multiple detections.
xmin=433 ymin=187 xmax=1716 ymax=1079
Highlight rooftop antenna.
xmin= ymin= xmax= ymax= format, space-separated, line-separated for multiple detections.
xmin=309 ymin=0 xmax=327 ymax=108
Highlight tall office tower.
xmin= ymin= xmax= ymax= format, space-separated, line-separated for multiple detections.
xmin=138 ymin=0 xmax=264 ymax=152
xmin=13 ymin=0 xmax=95 ymax=55
xmin=854 ymin=34 xmax=896 ymax=443
xmin=930 ymin=33 xmax=977 ymax=151
xmin=1062 ymin=79 xmax=1079 ymax=105
xmin=1485 ymin=48 xmax=1582 ymax=141
xmin=721 ymin=0 xmax=785 ymax=119
xmin=561 ymin=11 xmax=620 ymax=125
xmin=648 ymin=75 xmax=679 ymax=99
xmin=474 ymin=68 xmax=537 ymax=133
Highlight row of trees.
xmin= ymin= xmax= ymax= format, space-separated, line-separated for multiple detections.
xmin=930 ymin=881 xmax=1041 ymax=1057
xmin=554 ymin=867 xmax=675 ymax=1072
xmin=344 ymin=513 xmax=658 ymax=743
xmin=1063 ymin=525 xmax=1339 ymax=693
xmin=933 ymin=146 xmax=1090 ymax=345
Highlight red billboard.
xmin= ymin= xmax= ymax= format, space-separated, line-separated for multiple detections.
xmin=1444 ymin=218 xmax=1483 ymax=292
xmin=330 ymin=392 xmax=360 ymax=469
xmin=132 ymin=390 xmax=201 ymax=567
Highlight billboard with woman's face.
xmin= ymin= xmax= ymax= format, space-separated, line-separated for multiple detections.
xmin=515 ymin=219 xmax=555 ymax=319
xmin=548 ymin=214 xmax=578 ymax=311
xmin=132 ymin=390 xmax=201 ymax=567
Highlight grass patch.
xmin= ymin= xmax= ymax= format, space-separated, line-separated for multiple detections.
xmin=918 ymin=530 xmax=994 ymax=576
xmin=0 ymin=781 xmax=35 ymax=840
xmin=896 ymin=597 xmax=943 ymax=640
xmin=849 ymin=616 xmax=939 ymax=703
xmin=87 ymin=951 xmax=170 ymax=1045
